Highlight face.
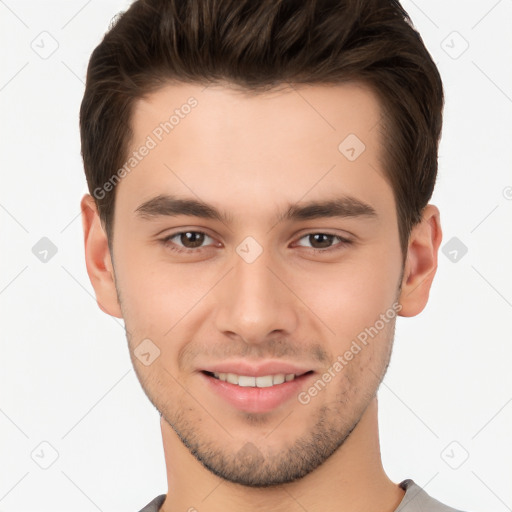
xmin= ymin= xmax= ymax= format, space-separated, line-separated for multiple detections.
xmin=108 ymin=82 xmax=405 ymax=486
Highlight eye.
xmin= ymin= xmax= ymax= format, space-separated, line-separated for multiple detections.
xmin=294 ymin=233 xmax=352 ymax=252
xmin=161 ymin=231 xmax=216 ymax=253
xmin=160 ymin=230 xmax=352 ymax=255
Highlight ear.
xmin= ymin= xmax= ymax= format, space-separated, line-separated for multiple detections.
xmin=80 ymin=194 xmax=123 ymax=318
xmin=398 ymin=204 xmax=442 ymax=317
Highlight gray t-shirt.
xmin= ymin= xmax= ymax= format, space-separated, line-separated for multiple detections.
xmin=137 ymin=479 xmax=466 ymax=512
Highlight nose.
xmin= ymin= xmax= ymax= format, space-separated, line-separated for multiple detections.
xmin=213 ymin=245 xmax=299 ymax=345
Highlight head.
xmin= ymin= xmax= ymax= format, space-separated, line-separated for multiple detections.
xmin=80 ymin=0 xmax=443 ymax=488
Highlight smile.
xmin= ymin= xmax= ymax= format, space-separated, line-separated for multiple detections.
xmin=206 ymin=371 xmax=303 ymax=387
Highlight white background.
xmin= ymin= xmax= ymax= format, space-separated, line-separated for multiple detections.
xmin=1 ymin=1 xmax=511 ymax=511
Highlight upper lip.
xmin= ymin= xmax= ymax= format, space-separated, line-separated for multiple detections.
xmin=200 ymin=360 xmax=314 ymax=377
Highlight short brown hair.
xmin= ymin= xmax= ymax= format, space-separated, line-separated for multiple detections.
xmin=80 ymin=0 xmax=444 ymax=256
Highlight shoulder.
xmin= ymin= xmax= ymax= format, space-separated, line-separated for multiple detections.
xmin=136 ymin=494 xmax=166 ymax=512
xmin=395 ymin=479 xmax=468 ymax=512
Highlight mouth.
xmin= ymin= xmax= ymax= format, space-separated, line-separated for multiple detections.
xmin=199 ymin=370 xmax=316 ymax=413
xmin=201 ymin=370 xmax=314 ymax=387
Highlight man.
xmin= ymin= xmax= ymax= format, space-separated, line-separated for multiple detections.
xmin=79 ymin=1 xmax=465 ymax=511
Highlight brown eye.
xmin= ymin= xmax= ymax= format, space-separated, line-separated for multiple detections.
xmin=295 ymin=233 xmax=352 ymax=253
xmin=161 ymin=231 xmax=215 ymax=253
xmin=307 ymin=233 xmax=335 ymax=249
xmin=177 ymin=231 xmax=206 ymax=248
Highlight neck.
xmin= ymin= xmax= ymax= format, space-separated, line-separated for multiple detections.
xmin=159 ymin=397 xmax=404 ymax=512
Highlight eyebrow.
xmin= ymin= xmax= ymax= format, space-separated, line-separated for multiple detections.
xmin=134 ymin=193 xmax=377 ymax=225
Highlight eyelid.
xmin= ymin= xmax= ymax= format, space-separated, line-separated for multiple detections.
xmin=293 ymin=232 xmax=352 ymax=248
xmin=293 ymin=227 xmax=354 ymax=241
xmin=161 ymin=230 xmax=217 ymax=250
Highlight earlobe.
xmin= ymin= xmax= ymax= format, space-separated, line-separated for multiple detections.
xmin=398 ymin=204 xmax=442 ymax=317
xmin=80 ymin=194 xmax=123 ymax=318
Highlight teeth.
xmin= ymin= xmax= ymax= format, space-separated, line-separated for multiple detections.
xmin=212 ymin=372 xmax=297 ymax=387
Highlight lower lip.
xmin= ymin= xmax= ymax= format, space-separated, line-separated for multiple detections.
xmin=200 ymin=371 xmax=315 ymax=414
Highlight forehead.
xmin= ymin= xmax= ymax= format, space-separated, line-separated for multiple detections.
xmin=131 ymin=80 xmax=384 ymax=152
xmin=118 ymin=81 xmax=392 ymax=224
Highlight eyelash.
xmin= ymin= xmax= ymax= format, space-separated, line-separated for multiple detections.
xmin=160 ymin=231 xmax=352 ymax=255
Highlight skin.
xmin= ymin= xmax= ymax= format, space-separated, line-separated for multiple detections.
xmin=81 ymin=81 xmax=442 ymax=512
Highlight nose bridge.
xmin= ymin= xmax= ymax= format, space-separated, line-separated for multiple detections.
xmin=214 ymin=243 xmax=298 ymax=343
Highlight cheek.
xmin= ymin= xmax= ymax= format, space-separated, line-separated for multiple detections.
xmin=113 ymin=237 xmax=202 ymax=325
xmin=115 ymin=226 xmax=401 ymax=347
xmin=293 ymin=249 xmax=401 ymax=342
